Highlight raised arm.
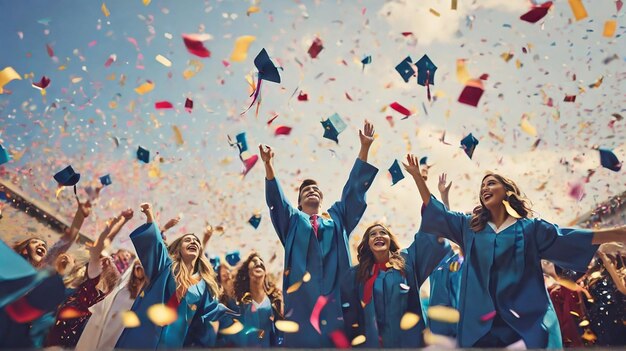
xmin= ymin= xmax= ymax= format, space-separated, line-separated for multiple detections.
xmin=160 ymin=216 xmax=180 ymax=237
xmin=87 ymin=216 xmax=121 ymax=279
xmin=404 ymin=232 xmax=452 ymax=286
xmin=261 ymin=144 xmax=297 ymax=245
xmin=358 ymin=120 xmax=375 ymax=162
xmin=590 ymin=226 xmax=626 ymax=245
xmin=129 ymin=203 xmax=170 ymax=282
xmin=437 ymin=173 xmax=452 ymax=209
xmin=42 ymin=198 xmax=92 ymax=267
xmin=403 ymin=154 xmax=431 ymax=205
xmin=202 ymin=224 xmax=214 ymax=249
xmin=106 ymin=208 xmax=134 ymax=245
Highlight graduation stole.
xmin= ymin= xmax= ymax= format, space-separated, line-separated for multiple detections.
xmin=362 ymin=261 xmax=390 ymax=305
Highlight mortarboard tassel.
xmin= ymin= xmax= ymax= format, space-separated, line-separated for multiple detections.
xmin=241 ymin=77 xmax=263 ymax=115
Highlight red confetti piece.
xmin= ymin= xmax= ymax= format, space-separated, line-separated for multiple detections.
xmin=330 ymin=330 xmax=350 ymax=348
xmin=520 ymin=1 xmax=552 ymax=23
xmin=242 ymin=155 xmax=258 ymax=176
xmin=479 ymin=73 xmax=489 ymax=80
xmin=401 ymin=32 xmax=414 ymax=36
xmin=386 ymin=115 xmax=394 ymax=127
xmin=46 ymin=44 xmax=54 ymax=57
xmin=182 ymin=34 xmax=211 ymax=58
xmin=274 ymin=126 xmax=292 ymax=136
xmin=568 ymin=181 xmax=585 ymax=201
xmin=32 ymin=76 xmax=51 ymax=90
xmin=458 ymin=80 xmax=484 ymax=107
xmin=390 ymin=102 xmax=411 ymax=117
xmin=184 ymin=98 xmax=193 ymax=113
xmin=480 ymin=310 xmax=497 ymax=322
xmin=104 ymin=54 xmax=116 ymax=67
xmin=155 ymin=101 xmax=173 ymax=109
xmin=222 ymin=60 xmax=230 ymax=67
xmin=345 ymin=92 xmax=353 ymax=101
xmin=267 ymin=114 xmax=279 ymax=125
xmin=310 ymin=295 xmax=329 ymax=334
xmin=564 ymin=95 xmax=576 ymax=102
xmin=297 ymin=91 xmax=308 ymax=101
xmin=308 ymin=37 xmax=324 ymax=59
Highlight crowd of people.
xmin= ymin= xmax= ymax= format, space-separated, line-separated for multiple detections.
xmin=1 ymin=121 xmax=624 ymax=349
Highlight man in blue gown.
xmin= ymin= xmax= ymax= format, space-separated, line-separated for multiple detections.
xmin=259 ymin=121 xmax=378 ymax=347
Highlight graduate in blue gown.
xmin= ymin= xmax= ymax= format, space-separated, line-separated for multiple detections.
xmin=404 ymin=153 xmax=626 ymax=348
xmin=0 ymin=239 xmax=50 ymax=309
xmin=115 ymin=203 xmax=228 ymax=349
xmin=340 ymin=223 xmax=451 ymax=348
xmin=259 ymin=120 xmax=379 ymax=347
xmin=224 ymin=252 xmax=283 ymax=347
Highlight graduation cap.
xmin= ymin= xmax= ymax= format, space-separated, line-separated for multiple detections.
xmin=321 ymin=113 xmax=347 ymax=143
xmin=235 ymin=132 xmax=249 ymax=154
xmin=0 ymin=144 xmax=10 ymax=165
xmin=254 ymin=48 xmax=281 ymax=84
xmin=209 ymin=255 xmax=220 ymax=271
xmin=137 ymin=146 xmax=150 ymax=163
xmin=599 ymin=148 xmax=622 ymax=172
xmin=458 ymin=79 xmax=484 ymax=107
xmin=100 ymin=174 xmax=112 ymax=186
xmin=225 ymin=250 xmax=241 ymax=267
xmin=32 ymin=76 xmax=51 ymax=90
xmin=520 ymin=1 xmax=553 ymax=23
xmin=4 ymin=273 xmax=65 ymax=323
xmin=54 ymin=165 xmax=80 ymax=187
xmin=460 ymin=133 xmax=479 ymax=159
xmin=361 ymin=55 xmax=372 ymax=71
xmin=388 ymin=159 xmax=405 ymax=185
xmin=395 ymin=56 xmax=414 ymax=83
xmin=416 ymin=55 xmax=437 ymax=101
xmin=248 ymin=214 xmax=261 ymax=229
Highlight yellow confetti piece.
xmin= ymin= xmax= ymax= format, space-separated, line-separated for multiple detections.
xmin=569 ymin=311 xmax=580 ymax=317
xmin=520 ymin=117 xmax=537 ymax=137
xmin=427 ymin=306 xmax=460 ymax=323
xmin=70 ymin=76 xmax=83 ymax=84
xmin=582 ymin=328 xmax=597 ymax=342
xmin=423 ymin=328 xmax=454 ymax=346
xmin=302 ymin=271 xmax=311 ymax=282
xmin=275 ymin=320 xmax=299 ymax=333
xmin=122 ymin=311 xmax=141 ymax=328
xmin=183 ymin=60 xmax=203 ymax=80
xmin=55 ymin=186 xmax=65 ymax=198
xmin=155 ymin=54 xmax=172 ymax=67
xmin=603 ymin=20 xmax=617 ymax=37
xmin=134 ymin=81 xmax=154 ymax=95
xmin=286 ymin=280 xmax=303 ymax=294
xmin=246 ymin=6 xmax=260 ymax=15
xmin=147 ymin=304 xmax=177 ymax=326
xmin=172 ymin=125 xmax=184 ymax=146
xmin=142 ymin=0 xmax=151 ymax=5
xmin=109 ymin=101 xmax=118 ymax=109
xmin=106 ymin=73 xmax=116 ymax=80
xmin=568 ymin=0 xmax=587 ymax=21
xmin=230 ymin=35 xmax=256 ymax=62
xmin=456 ymin=59 xmax=471 ymax=85
xmin=579 ymin=319 xmax=590 ymax=327
xmin=502 ymin=200 xmax=522 ymax=219
xmin=429 ymin=8 xmax=440 ymax=16
xmin=219 ymin=320 xmax=244 ymax=334
xmin=101 ymin=3 xmax=110 ymax=17
xmin=351 ymin=335 xmax=366 ymax=346
xmin=245 ymin=74 xmax=256 ymax=95
xmin=501 ymin=52 xmax=513 ymax=62
xmin=400 ymin=312 xmax=420 ymax=330
xmin=0 ymin=67 xmax=22 ymax=94
xmin=451 ymin=0 xmax=458 ymax=10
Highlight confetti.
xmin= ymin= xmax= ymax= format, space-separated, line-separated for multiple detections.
xmin=134 ymin=81 xmax=154 ymax=95
xmin=155 ymin=54 xmax=172 ymax=67
xmin=122 ymin=311 xmax=141 ymax=328
xmin=219 ymin=320 xmax=244 ymax=334
xmin=310 ymin=295 xmax=329 ymax=334
xmin=427 ymin=305 xmax=460 ymax=323
xmin=230 ymin=35 xmax=256 ymax=62
xmin=146 ymin=304 xmax=177 ymax=326
xmin=568 ymin=0 xmax=588 ymax=21
xmin=400 ymin=312 xmax=420 ymax=330
xmin=275 ymin=320 xmax=299 ymax=333
xmin=603 ymin=20 xmax=617 ymax=37
xmin=182 ymin=33 xmax=212 ymax=58
xmin=101 ymin=3 xmax=110 ymax=17
xmin=0 ymin=67 xmax=22 ymax=94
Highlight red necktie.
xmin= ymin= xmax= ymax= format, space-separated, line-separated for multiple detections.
xmin=310 ymin=214 xmax=319 ymax=237
xmin=362 ymin=262 xmax=389 ymax=305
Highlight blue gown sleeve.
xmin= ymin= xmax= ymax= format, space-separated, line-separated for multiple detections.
xmin=419 ymin=195 xmax=469 ymax=248
xmin=328 ymin=159 xmax=378 ymax=236
xmin=129 ymin=222 xmax=169 ymax=282
xmin=404 ymin=232 xmax=453 ymax=286
xmin=340 ymin=268 xmax=363 ymax=341
xmin=534 ymin=220 xmax=599 ymax=272
xmin=265 ymin=178 xmax=298 ymax=246
xmin=186 ymin=292 xmax=232 ymax=347
xmin=0 ymin=240 xmax=49 ymax=309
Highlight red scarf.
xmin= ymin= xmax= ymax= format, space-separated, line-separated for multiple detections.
xmin=362 ymin=261 xmax=389 ymax=305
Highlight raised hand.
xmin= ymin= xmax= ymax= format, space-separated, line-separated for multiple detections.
xmin=438 ymin=173 xmax=452 ymax=195
xmin=162 ymin=216 xmax=180 ymax=232
xmin=359 ymin=120 xmax=375 ymax=148
xmin=259 ymin=144 xmax=274 ymax=164
xmin=78 ymin=199 xmax=92 ymax=218
xmin=121 ymin=208 xmax=134 ymax=221
xmin=402 ymin=154 xmax=422 ymax=179
xmin=203 ymin=224 xmax=214 ymax=247
xmin=140 ymin=203 xmax=154 ymax=223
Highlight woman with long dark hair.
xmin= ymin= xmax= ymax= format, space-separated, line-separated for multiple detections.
xmin=115 ymin=203 xmax=227 ymax=349
xmin=404 ymin=153 xmax=626 ymax=348
xmin=341 ymin=221 xmax=450 ymax=348
xmin=228 ymin=252 xmax=283 ymax=347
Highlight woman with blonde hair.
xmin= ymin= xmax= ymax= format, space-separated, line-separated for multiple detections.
xmin=115 ymin=203 xmax=227 ymax=348
xmin=341 ymin=220 xmax=451 ymax=348
xmin=404 ymin=153 xmax=626 ymax=348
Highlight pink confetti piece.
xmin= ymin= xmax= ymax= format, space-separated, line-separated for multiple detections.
xmin=274 ymin=126 xmax=292 ymax=136
xmin=310 ymin=295 xmax=329 ymax=334
xmin=155 ymin=101 xmax=173 ymax=109
xmin=390 ymin=102 xmax=411 ymax=117
xmin=480 ymin=310 xmax=497 ymax=322
xmin=242 ymin=155 xmax=258 ymax=176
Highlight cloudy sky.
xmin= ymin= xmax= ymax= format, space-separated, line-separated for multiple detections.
xmin=0 ymin=0 xmax=624 ymax=272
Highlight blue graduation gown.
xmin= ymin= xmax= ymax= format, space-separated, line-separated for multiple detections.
xmin=428 ymin=252 xmax=462 ymax=337
xmin=265 ymin=158 xmax=378 ymax=347
xmin=0 ymin=239 xmax=49 ymax=309
xmin=341 ymin=232 xmax=451 ymax=347
xmin=115 ymin=223 xmax=226 ymax=349
xmin=420 ymin=195 xmax=599 ymax=348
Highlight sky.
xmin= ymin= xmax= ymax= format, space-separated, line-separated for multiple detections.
xmin=0 ymin=0 xmax=624 ymax=274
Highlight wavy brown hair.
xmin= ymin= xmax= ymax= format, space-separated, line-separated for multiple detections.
xmin=127 ymin=259 xmax=148 ymax=299
xmin=13 ymin=237 xmax=47 ymax=267
xmin=167 ymin=234 xmax=219 ymax=300
xmin=234 ymin=252 xmax=284 ymax=319
xmin=356 ymin=224 xmax=406 ymax=283
xmin=470 ymin=173 xmax=532 ymax=232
